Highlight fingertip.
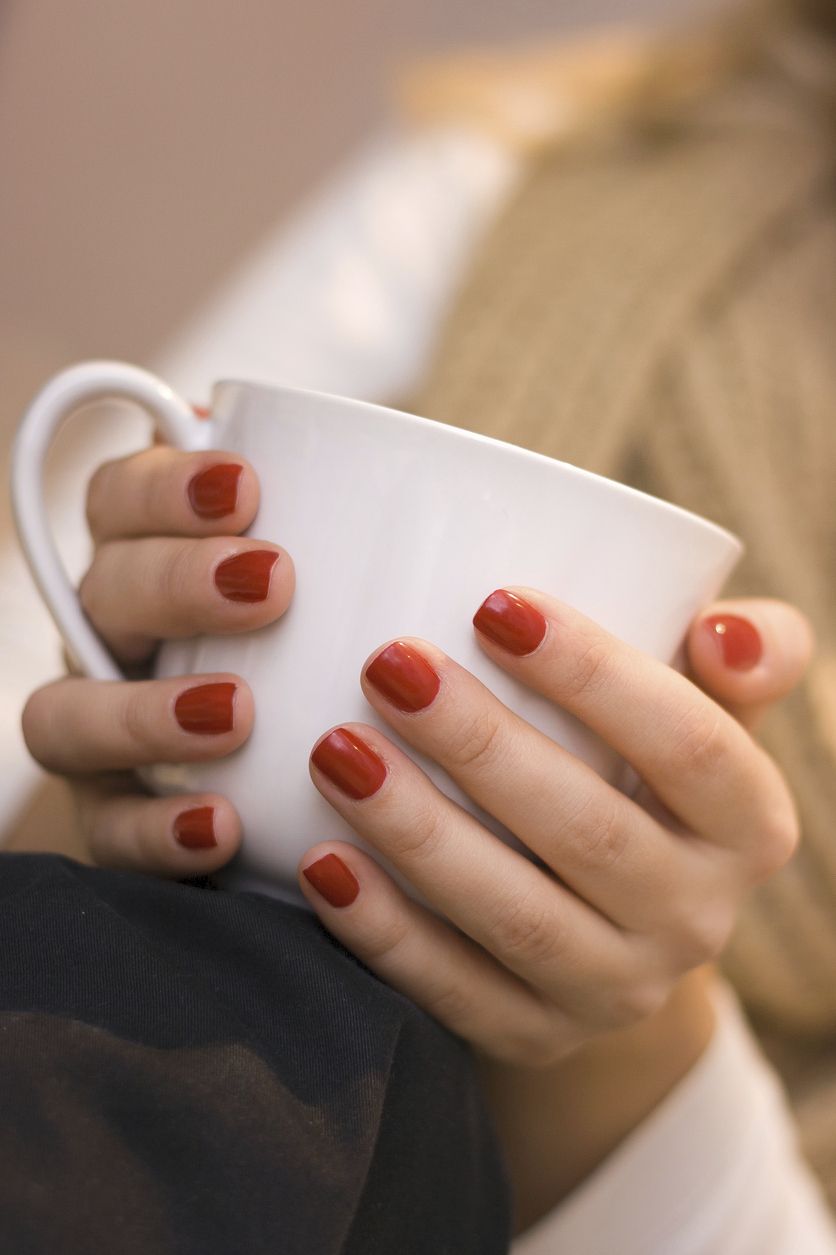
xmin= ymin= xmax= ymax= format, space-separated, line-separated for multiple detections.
xmin=298 ymin=843 xmax=362 ymax=909
xmin=185 ymin=451 xmax=260 ymax=533
xmin=688 ymin=598 xmax=815 ymax=704
xmin=171 ymin=794 xmax=242 ymax=867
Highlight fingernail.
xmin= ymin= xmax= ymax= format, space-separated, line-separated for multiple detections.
xmin=473 ymin=590 xmax=547 ymax=656
xmin=311 ymin=728 xmax=387 ymax=799
xmin=365 ymin=641 xmax=441 ymax=712
xmin=188 ymin=463 xmax=242 ymax=518
xmin=303 ymin=853 xmax=360 ymax=907
xmin=175 ymin=682 xmax=236 ymax=734
xmin=702 ymin=614 xmax=763 ymax=671
xmin=174 ymin=806 xmax=217 ymax=849
xmin=214 ymin=550 xmax=279 ymax=602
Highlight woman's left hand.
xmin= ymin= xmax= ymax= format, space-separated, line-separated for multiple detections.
xmin=299 ymin=587 xmax=813 ymax=1066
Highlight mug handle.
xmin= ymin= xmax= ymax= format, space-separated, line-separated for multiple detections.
xmin=11 ymin=360 xmax=215 ymax=680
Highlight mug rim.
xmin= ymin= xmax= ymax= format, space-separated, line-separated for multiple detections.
xmin=212 ymin=376 xmax=743 ymax=555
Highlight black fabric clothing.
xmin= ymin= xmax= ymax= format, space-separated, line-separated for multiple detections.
xmin=0 ymin=854 xmax=512 ymax=1255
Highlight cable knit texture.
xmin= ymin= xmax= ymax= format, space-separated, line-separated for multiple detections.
xmin=411 ymin=61 xmax=836 ymax=1206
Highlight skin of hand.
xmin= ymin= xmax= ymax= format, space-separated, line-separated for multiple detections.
xmin=20 ymin=445 xmax=814 ymax=1225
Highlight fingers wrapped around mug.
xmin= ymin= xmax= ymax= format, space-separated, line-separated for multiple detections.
xmin=22 ymin=673 xmax=254 ymax=772
xmin=298 ymin=588 xmax=800 ymax=1064
xmin=85 ymin=444 xmax=260 ymax=542
xmin=78 ymin=537 xmax=294 ymax=664
xmin=73 ymin=779 xmax=243 ymax=877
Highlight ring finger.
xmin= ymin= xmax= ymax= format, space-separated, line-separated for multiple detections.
xmin=308 ymin=722 xmax=637 ymax=1017
xmin=22 ymin=673 xmax=253 ymax=773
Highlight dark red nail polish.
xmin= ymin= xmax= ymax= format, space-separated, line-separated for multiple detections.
xmin=311 ymin=728 xmax=387 ymax=799
xmin=188 ymin=463 xmax=242 ymax=518
xmin=174 ymin=806 xmax=217 ymax=849
xmin=303 ymin=853 xmax=360 ymax=907
xmin=702 ymin=614 xmax=763 ymax=671
xmin=174 ymin=682 xmax=236 ymax=734
xmin=214 ymin=550 xmax=279 ymax=602
xmin=365 ymin=641 xmax=440 ymax=712
xmin=473 ymin=590 xmax=548 ymax=656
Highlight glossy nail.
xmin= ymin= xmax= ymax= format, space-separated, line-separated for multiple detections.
xmin=473 ymin=589 xmax=548 ymax=656
xmin=303 ymin=853 xmax=360 ymax=907
xmin=188 ymin=463 xmax=242 ymax=518
xmin=311 ymin=728 xmax=387 ymax=800
xmin=702 ymin=614 xmax=763 ymax=671
xmin=365 ymin=641 xmax=441 ymax=712
xmin=174 ymin=806 xmax=217 ymax=849
xmin=174 ymin=682 xmax=236 ymax=734
xmin=215 ymin=550 xmax=279 ymax=602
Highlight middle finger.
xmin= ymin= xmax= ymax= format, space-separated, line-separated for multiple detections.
xmin=359 ymin=638 xmax=693 ymax=931
xmin=80 ymin=536 xmax=294 ymax=663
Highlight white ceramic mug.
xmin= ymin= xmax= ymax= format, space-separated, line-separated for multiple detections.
xmin=13 ymin=361 xmax=743 ymax=906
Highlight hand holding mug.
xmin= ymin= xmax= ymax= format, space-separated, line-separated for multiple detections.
xmin=19 ymin=437 xmax=811 ymax=1064
xmin=13 ymin=361 xmax=747 ymax=905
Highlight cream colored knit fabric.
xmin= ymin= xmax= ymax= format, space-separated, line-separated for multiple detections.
xmin=411 ymin=67 xmax=836 ymax=1201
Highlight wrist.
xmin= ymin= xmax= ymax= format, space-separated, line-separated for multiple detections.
xmin=475 ymin=965 xmax=717 ymax=1234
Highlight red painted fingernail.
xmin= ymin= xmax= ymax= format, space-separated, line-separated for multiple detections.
xmin=192 ymin=403 xmax=211 ymax=420
xmin=188 ymin=463 xmax=242 ymax=519
xmin=174 ymin=806 xmax=217 ymax=849
xmin=473 ymin=590 xmax=547 ymax=656
xmin=303 ymin=853 xmax=360 ymax=907
xmin=702 ymin=614 xmax=763 ymax=671
xmin=365 ymin=641 xmax=440 ymax=712
xmin=311 ymin=728 xmax=387 ymax=799
xmin=174 ymin=682 xmax=236 ymax=734
xmin=214 ymin=550 xmax=279 ymax=602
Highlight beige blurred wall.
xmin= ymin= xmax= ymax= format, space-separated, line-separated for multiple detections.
xmin=0 ymin=0 xmax=728 ymax=429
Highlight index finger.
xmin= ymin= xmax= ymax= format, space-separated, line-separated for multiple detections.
xmin=471 ymin=587 xmax=797 ymax=860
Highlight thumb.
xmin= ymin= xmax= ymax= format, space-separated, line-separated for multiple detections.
xmin=685 ymin=598 xmax=815 ymax=734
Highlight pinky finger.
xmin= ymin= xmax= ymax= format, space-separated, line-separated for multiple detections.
xmin=298 ymin=843 xmax=570 ymax=1066
xmin=78 ymin=786 xmax=242 ymax=877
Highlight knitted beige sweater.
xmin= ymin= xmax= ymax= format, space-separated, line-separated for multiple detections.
xmin=411 ymin=61 xmax=836 ymax=1201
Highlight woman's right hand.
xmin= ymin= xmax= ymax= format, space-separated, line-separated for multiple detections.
xmin=21 ymin=444 xmax=293 ymax=875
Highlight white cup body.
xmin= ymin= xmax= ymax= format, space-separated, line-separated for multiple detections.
xmin=145 ymin=380 xmax=742 ymax=905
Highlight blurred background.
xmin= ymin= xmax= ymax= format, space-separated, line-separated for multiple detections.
xmin=0 ymin=0 xmax=731 ymax=837
xmin=0 ymin=0 xmax=731 ymax=420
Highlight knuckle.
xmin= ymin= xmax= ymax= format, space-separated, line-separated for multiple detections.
xmin=447 ymin=709 xmax=504 ymax=774
xmin=605 ymin=977 xmax=669 ymax=1028
xmin=567 ymin=796 xmax=628 ymax=872
xmin=752 ymin=785 xmax=802 ymax=880
xmin=21 ymin=686 xmax=57 ymax=767
xmin=667 ymin=708 xmax=727 ymax=779
xmin=490 ymin=889 xmax=562 ymax=969
xmin=421 ymin=979 xmax=476 ymax=1030
xmin=161 ymin=541 xmax=192 ymax=606
xmin=753 ymin=758 xmax=798 ymax=878
xmin=79 ymin=794 xmax=111 ymax=865
xmin=85 ymin=460 xmax=117 ymax=537
xmin=357 ymin=913 xmax=411 ymax=966
xmin=384 ymin=799 xmax=447 ymax=864
xmin=160 ymin=541 xmax=205 ymax=624
xmin=561 ymin=636 xmax=611 ymax=704
xmin=78 ymin=561 xmax=104 ymax=624
xmin=494 ymin=1010 xmax=572 ymax=1068
xmin=668 ymin=897 xmax=736 ymax=967
xmin=119 ymin=689 xmax=158 ymax=758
